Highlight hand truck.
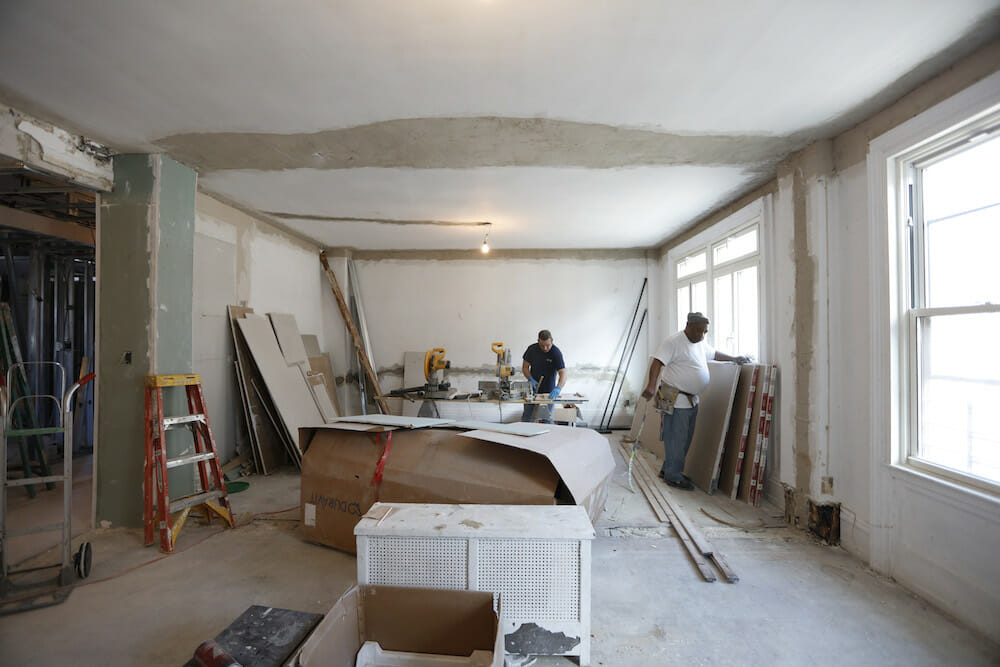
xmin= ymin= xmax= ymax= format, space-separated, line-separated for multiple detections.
xmin=0 ymin=361 xmax=95 ymax=614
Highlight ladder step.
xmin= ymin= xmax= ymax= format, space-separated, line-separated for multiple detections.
xmin=166 ymin=451 xmax=217 ymax=469
xmin=169 ymin=489 xmax=225 ymax=514
xmin=163 ymin=414 xmax=206 ymax=428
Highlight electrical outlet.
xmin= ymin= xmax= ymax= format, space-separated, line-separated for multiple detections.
xmin=821 ymin=476 xmax=834 ymax=494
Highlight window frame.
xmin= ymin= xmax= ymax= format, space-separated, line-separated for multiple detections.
xmin=666 ymin=198 xmax=770 ymax=359
xmin=869 ymin=69 xmax=1000 ymax=501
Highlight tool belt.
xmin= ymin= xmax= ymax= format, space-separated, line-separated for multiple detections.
xmin=655 ymin=382 xmax=696 ymax=415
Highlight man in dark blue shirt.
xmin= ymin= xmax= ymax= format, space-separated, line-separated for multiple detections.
xmin=521 ymin=329 xmax=566 ymax=422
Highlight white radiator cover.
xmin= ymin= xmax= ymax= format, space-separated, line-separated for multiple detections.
xmin=355 ymin=503 xmax=594 ymax=666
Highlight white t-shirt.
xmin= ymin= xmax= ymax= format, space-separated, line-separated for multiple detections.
xmin=653 ymin=330 xmax=716 ymax=408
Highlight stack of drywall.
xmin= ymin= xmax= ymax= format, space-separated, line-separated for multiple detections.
xmin=626 ymin=362 xmax=778 ymax=505
xmin=715 ymin=364 xmax=778 ymax=506
xmin=229 ymin=307 xmax=334 ymax=470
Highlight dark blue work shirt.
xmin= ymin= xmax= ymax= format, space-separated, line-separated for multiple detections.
xmin=522 ymin=343 xmax=565 ymax=393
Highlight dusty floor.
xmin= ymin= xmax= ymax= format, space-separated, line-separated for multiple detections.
xmin=1 ymin=435 xmax=998 ymax=666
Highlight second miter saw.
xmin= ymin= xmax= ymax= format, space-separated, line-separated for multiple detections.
xmin=478 ymin=342 xmax=531 ymax=400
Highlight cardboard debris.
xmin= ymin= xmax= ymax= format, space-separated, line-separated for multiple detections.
xmin=299 ymin=424 xmax=614 ymax=553
xmin=293 ymin=585 xmax=503 ymax=667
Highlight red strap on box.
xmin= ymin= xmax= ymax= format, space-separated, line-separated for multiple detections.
xmin=370 ymin=431 xmax=393 ymax=501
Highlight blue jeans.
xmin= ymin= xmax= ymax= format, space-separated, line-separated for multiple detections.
xmin=521 ymin=403 xmax=553 ymax=423
xmin=659 ymin=405 xmax=698 ymax=483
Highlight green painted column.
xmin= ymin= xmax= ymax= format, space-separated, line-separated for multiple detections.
xmin=96 ymin=155 xmax=196 ymax=527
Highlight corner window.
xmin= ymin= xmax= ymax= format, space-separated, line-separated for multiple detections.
xmin=903 ymin=128 xmax=1000 ymax=489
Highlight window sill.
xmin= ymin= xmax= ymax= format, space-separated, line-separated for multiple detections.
xmin=886 ymin=461 xmax=1000 ymax=521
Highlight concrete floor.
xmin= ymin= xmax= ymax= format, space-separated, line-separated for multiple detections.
xmin=1 ymin=435 xmax=998 ymax=666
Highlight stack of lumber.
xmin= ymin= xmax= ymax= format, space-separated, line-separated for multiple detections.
xmin=228 ymin=306 xmax=339 ymax=472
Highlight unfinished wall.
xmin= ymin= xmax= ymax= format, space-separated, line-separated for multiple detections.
xmin=193 ymin=194 xmax=328 ymax=463
xmin=345 ymin=250 xmax=650 ymax=427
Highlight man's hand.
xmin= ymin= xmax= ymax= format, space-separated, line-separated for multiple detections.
xmin=549 ymin=386 xmax=562 ymax=400
xmin=529 ymin=377 xmax=538 ymax=391
xmin=641 ymin=386 xmax=655 ymax=400
xmin=734 ymin=355 xmax=753 ymax=365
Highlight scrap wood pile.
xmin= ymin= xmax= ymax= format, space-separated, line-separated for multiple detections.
xmin=228 ymin=306 xmax=341 ymax=473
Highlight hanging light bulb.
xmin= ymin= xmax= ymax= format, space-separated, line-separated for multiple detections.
xmin=481 ymin=223 xmax=491 ymax=253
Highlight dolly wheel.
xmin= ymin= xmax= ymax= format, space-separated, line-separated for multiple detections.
xmin=74 ymin=542 xmax=93 ymax=579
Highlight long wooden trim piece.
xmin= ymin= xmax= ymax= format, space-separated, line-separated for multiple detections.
xmin=618 ymin=442 xmax=716 ymax=582
xmin=319 ymin=251 xmax=390 ymax=414
xmin=620 ymin=440 xmax=740 ymax=583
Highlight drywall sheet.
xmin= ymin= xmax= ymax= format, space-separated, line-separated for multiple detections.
xmin=268 ymin=312 xmax=309 ymax=367
xmin=301 ymin=334 xmax=321 ymax=357
xmin=400 ymin=351 xmax=426 ymax=418
xmin=449 ymin=421 xmax=550 ymax=436
xmin=717 ymin=365 xmax=760 ymax=498
xmin=307 ymin=354 xmax=341 ymax=417
xmin=683 ymin=362 xmax=740 ymax=493
xmin=228 ymin=305 xmax=286 ymax=474
xmin=737 ymin=365 xmax=772 ymax=502
xmin=332 ymin=414 xmax=454 ymax=429
xmin=239 ymin=314 xmax=324 ymax=451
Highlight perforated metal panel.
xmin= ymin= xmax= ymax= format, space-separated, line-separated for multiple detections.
xmin=478 ymin=538 xmax=581 ymax=622
xmin=365 ymin=536 xmax=468 ymax=589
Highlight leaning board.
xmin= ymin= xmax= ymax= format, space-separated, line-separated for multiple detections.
xmin=683 ymin=362 xmax=740 ymax=493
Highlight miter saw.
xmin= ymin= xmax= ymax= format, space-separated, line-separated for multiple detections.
xmin=478 ymin=342 xmax=531 ymax=400
xmin=388 ymin=347 xmax=456 ymax=399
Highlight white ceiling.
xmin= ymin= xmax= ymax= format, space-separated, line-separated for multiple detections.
xmin=1 ymin=1 xmax=998 ymax=250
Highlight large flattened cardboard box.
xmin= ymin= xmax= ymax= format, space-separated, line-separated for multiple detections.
xmin=293 ymin=584 xmax=504 ymax=667
xmin=300 ymin=424 xmax=615 ymax=553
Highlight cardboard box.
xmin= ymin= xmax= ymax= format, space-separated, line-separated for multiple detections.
xmin=294 ymin=584 xmax=504 ymax=667
xmin=300 ymin=423 xmax=615 ymax=553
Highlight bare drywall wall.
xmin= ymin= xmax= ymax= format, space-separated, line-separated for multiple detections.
xmin=345 ymin=252 xmax=649 ymax=427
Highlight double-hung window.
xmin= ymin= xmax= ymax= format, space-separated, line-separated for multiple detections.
xmin=900 ymin=122 xmax=1000 ymax=490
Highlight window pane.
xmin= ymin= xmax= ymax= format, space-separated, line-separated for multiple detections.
xmin=714 ymin=273 xmax=734 ymax=353
xmin=677 ymin=286 xmax=689 ymax=331
xmin=735 ymin=265 xmax=759 ymax=358
xmin=691 ymin=281 xmax=707 ymax=319
xmin=677 ymin=252 xmax=706 ymax=279
xmin=714 ymin=266 xmax=759 ymax=357
xmin=923 ymin=134 xmax=1000 ymax=222
xmin=713 ymin=226 xmax=758 ymax=265
xmin=917 ymin=312 xmax=1000 ymax=484
xmin=922 ymin=135 xmax=1000 ymax=308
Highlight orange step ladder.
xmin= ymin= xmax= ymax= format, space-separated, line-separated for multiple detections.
xmin=144 ymin=374 xmax=233 ymax=553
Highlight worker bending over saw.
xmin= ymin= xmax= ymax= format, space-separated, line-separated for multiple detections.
xmin=521 ymin=329 xmax=566 ymax=423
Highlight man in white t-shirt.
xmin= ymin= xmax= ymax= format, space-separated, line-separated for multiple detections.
xmin=640 ymin=312 xmax=751 ymax=490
